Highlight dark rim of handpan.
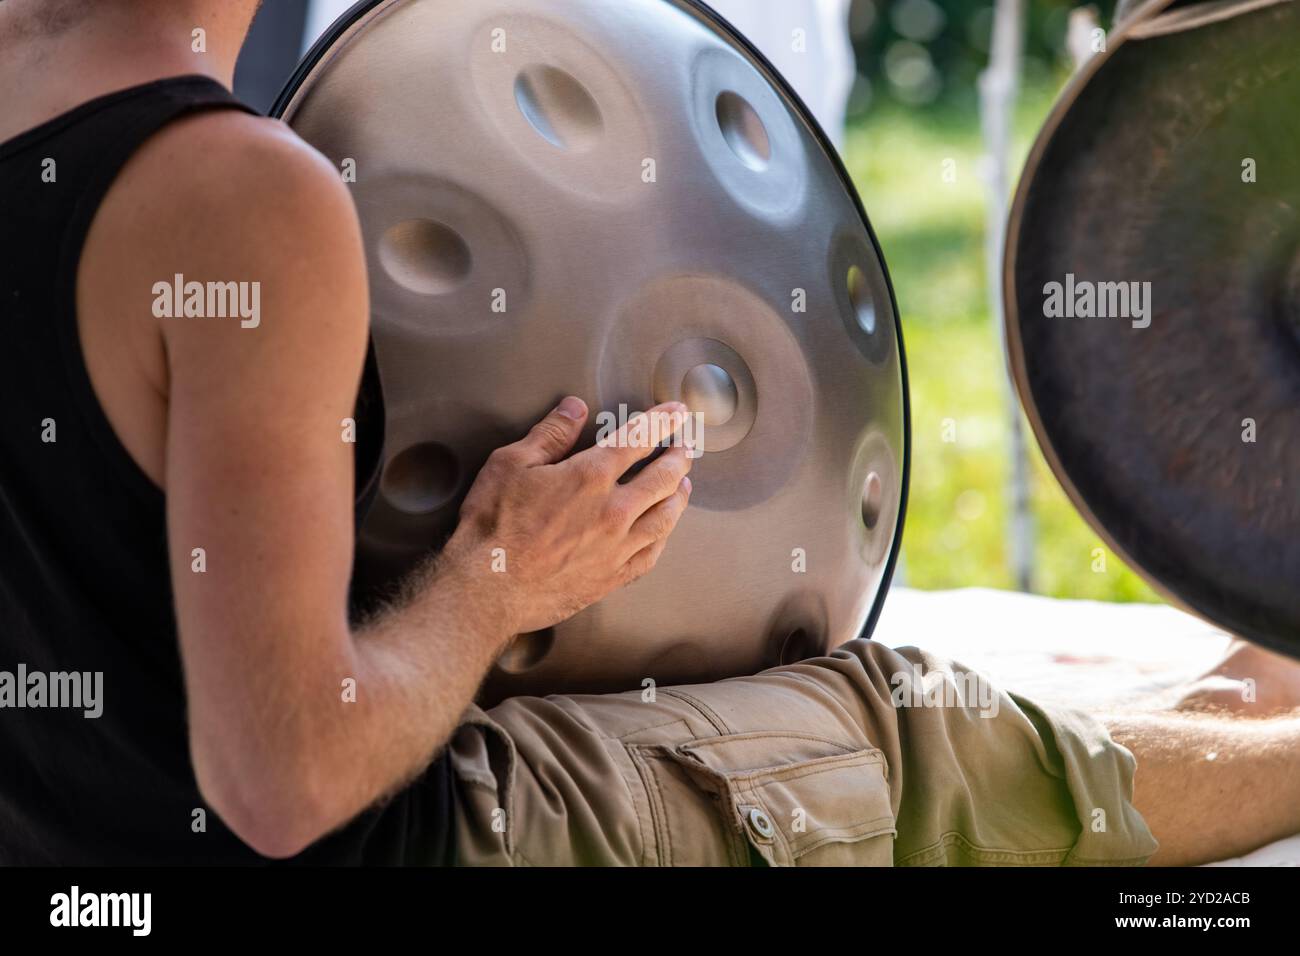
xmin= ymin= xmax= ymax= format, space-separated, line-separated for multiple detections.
xmin=271 ymin=0 xmax=912 ymax=644
xmin=1002 ymin=0 xmax=1297 ymax=655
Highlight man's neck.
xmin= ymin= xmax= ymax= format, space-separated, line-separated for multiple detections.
xmin=0 ymin=0 xmax=261 ymax=142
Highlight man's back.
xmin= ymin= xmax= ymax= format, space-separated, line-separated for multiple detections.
xmin=0 ymin=74 xmax=265 ymax=863
xmin=0 ymin=3 xmax=454 ymax=863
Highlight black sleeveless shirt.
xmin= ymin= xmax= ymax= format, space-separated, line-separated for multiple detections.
xmin=0 ymin=75 xmax=453 ymax=864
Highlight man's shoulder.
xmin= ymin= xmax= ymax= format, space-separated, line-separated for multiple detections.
xmin=114 ymin=109 xmax=358 ymax=251
xmin=81 ymin=102 xmax=369 ymax=383
xmin=146 ymin=109 xmax=339 ymax=187
xmin=86 ymin=104 xmax=369 ymax=344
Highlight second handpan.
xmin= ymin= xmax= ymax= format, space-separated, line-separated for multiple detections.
xmin=1005 ymin=0 xmax=1300 ymax=656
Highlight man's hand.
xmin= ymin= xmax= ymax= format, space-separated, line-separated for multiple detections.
xmin=445 ymin=398 xmax=695 ymax=636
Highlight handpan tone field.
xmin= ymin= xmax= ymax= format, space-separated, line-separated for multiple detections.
xmin=275 ymin=0 xmax=909 ymax=697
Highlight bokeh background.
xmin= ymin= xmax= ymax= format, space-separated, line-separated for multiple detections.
xmin=839 ymin=0 xmax=1157 ymax=602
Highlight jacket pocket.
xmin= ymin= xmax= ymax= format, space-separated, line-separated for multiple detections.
xmin=666 ymin=731 xmax=897 ymax=866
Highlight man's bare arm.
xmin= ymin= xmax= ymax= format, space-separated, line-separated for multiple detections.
xmin=94 ymin=112 xmax=693 ymax=857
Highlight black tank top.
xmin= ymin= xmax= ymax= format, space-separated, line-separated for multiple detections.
xmin=0 ymin=75 xmax=453 ymax=864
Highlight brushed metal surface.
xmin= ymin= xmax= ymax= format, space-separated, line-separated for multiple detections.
xmin=1004 ymin=0 xmax=1300 ymax=655
xmin=277 ymin=0 xmax=909 ymax=697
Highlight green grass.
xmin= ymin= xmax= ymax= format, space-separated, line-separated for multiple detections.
xmin=842 ymin=86 xmax=1160 ymax=603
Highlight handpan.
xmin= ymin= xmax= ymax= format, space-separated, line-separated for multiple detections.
xmin=1006 ymin=0 xmax=1300 ymax=655
xmin=274 ymin=0 xmax=909 ymax=697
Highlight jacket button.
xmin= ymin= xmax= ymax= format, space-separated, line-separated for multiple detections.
xmin=746 ymin=806 xmax=776 ymax=842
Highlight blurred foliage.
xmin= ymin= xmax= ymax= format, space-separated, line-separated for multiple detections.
xmin=846 ymin=0 xmax=1119 ymax=113
xmin=840 ymin=42 xmax=1160 ymax=602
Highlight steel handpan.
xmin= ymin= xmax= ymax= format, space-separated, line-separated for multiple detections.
xmin=275 ymin=0 xmax=909 ymax=696
xmin=1006 ymin=0 xmax=1300 ymax=654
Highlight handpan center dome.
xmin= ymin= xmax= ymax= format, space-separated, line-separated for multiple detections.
xmin=681 ymin=363 xmax=738 ymax=427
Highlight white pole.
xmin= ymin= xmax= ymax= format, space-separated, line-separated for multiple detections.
xmin=979 ymin=0 xmax=1033 ymax=591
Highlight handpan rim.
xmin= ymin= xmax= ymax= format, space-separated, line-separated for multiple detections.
xmin=270 ymin=0 xmax=912 ymax=646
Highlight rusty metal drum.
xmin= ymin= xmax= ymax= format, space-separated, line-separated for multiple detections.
xmin=274 ymin=0 xmax=909 ymax=697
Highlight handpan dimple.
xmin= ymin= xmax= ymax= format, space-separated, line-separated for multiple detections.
xmin=847 ymin=265 xmax=876 ymax=335
xmin=381 ymin=440 xmax=460 ymax=514
xmin=467 ymin=10 xmax=651 ymax=203
xmin=277 ymin=0 xmax=909 ymax=699
xmin=359 ymin=175 xmax=530 ymax=337
xmin=832 ymin=232 xmax=893 ymax=365
xmin=861 ymin=471 xmax=884 ymax=531
xmin=714 ymin=90 xmax=770 ymax=171
xmin=378 ymin=219 xmax=472 ymax=295
xmin=690 ymin=45 xmax=807 ymax=220
xmin=496 ymin=629 xmax=556 ymax=674
xmin=513 ymin=65 xmax=604 ymax=151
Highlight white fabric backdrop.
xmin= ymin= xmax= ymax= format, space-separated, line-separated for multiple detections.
xmin=708 ymin=0 xmax=854 ymax=146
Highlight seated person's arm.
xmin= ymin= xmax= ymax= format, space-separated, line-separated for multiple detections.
xmin=138 ymin=115 xmax=692 ymax=857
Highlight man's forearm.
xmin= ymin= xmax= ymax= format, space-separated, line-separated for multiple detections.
xmin=315 ymin=544 xmax=512 ymax=840
xmin=1105 ymin=710 xmax=1300 ymax=866
xmin=351 ymin=549 xmax=511 ymax=788
xmin=199 ymin=542 xmax=513 ymax=858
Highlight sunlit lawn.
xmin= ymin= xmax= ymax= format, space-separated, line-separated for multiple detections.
xmin=842 ymin=86 xmax=1159 ymax=602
